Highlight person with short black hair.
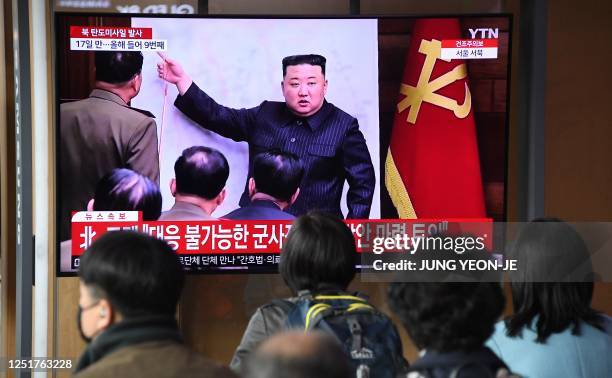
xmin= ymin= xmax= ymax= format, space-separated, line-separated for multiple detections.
xmin=157 ymin=52 xmax=375 ymax=219
xmin=281 ymin=54 xmax=327 ymax=76
xmin=245 ymin=331 xmax=352 ymax=378
xmin=230 ymin=212 xmax=356 ymax=372
xmin=60 ymin=168 xmax=162 ymax=272
xmin=73 ymin=231 xmax=236 ymax=378
xmin=278 ymin=212 xmax=356 ymax=293
xmin=487 ymin=218 xmax=612 ymax=378
xmin=94 ymin=50 xmax=144 ymax=83
xmin=223 ymin=150 xmax=303 ymax=220
xmin=231 ymin=212 xmax=405 ymax=376
xmin=159 ymin=146 xmax=229 ymax=220
xmin=60 ymin=50 xmax=159 ymax=242
xmin=388 ymin=282 xmax=511 ymax=378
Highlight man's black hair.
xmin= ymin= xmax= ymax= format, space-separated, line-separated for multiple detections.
xmin=279 ymin=212 xmax=356 ymax=293
xmin=253 ymin=151 xmax=303 ymax=202
xmin=79 ymin=231 xmax=184 ymax=318
xmin=505 ymin=218 xmax=604 ymax=343
xmin=93 ymin=168 xmax=162 ymax=221
xmin=174 ymin=146 xmax=229 ymax=200
xmin=282 ymin=54 xmax=326 ymax=77
xmin=387 ymin=282 xmax=505 ymax=352
xmin=95 ymin=51 xmax=143 ymax=84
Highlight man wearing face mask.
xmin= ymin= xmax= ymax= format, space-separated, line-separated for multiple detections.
xmin=74 ymin=231 xmax=235 ymax=378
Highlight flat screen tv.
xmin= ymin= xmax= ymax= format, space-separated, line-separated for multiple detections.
xmin=55 ymin=13 xmax=511 ymax=275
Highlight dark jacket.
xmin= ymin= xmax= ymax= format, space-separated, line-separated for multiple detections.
xmin=73 ymin=316 xmax=235 ymax=378
xmin=404 ymin=347 xmax=509 ymax=378
xmin=174 ymin=82 xmax=375 ymax=219
xmin=222 ymin=199 xmax=295 ymax=220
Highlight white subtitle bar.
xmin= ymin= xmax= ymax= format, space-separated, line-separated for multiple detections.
xmin=441 ymin=47 xmax=498 ymax=60
xmin=70 ymin=38 xmax=167 ymax=51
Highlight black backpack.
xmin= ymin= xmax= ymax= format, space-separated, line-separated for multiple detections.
xmin=273 ymin=292 xmax=408 ymax=378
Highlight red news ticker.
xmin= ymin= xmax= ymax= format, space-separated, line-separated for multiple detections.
xmin=441 ymin=39 xmax=498 ymax=49
xmin=70 ymin=26 xmax=153 ymax=39
xmin=70 ymin=215 xmax=493 ymax=256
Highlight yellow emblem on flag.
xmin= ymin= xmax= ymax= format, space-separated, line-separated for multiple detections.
xmin=397 ymin=39 xmax=472 ymax=124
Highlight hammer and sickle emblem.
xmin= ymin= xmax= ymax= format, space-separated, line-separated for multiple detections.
xmin=397 ymin=39 xmax=472 ymax=124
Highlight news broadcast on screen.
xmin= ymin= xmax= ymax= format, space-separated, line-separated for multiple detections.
xmin=56 ymin=13 xmax=510 ymax=275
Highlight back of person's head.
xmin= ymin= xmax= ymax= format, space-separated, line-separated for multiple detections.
xmin=174 ymin=146 xmax=229 ymax=200
xmin=506 ymin=217 xmax=603 ymax=342
xmin=94 ymin=51 xmax=143 ymax=84
xmin=93 ymin=168 xmax=162 ymax=221
xmin=245 ymin=331 xmax=352 ymax=378
xmin=279 ymin=212 xmax=356 ymax=294
xmin=282 ymin=54 xmax=326 ymax=77
xmin=79 ymin=230 xmax=184 ymax=318
xmin=252 ymin=151 xmax=303 ymax=202
xmin=387 ymin=282 xmax=504 ymax=352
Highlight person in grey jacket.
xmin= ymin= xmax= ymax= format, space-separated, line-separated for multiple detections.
xmin=230 ymin=212 xmax=406 ymax=376
xmin=230 ymin=212 xmax=358 ymax=372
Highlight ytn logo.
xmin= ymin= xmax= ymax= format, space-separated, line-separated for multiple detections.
xmin=468 ymin=28 xmax=499 ymax=39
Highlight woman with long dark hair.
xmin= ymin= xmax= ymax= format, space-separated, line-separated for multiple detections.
xmin=487 ymin=218 xmax=612 ymax=377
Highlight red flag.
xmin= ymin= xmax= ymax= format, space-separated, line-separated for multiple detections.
xmin=385 ymin=19 xmax=486 ymax=218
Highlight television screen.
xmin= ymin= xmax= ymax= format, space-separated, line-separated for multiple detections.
xmin=56 ymin=13 xmax=511 ymax=275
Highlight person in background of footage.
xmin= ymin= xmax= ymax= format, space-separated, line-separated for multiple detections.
xmin=159 ymin=146 xmax=229 ymax=221
xmin=60 ymin=168 xmax=162 ymax=272
xmin=223 ymin=150 xmax=303 ymax=220
xmin=60 ymin=51 xmax=159 ymax=242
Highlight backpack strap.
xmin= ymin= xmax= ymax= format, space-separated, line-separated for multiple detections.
xmin=271 ymin=297 xmax=332 ymax=331
xmin=314 ymin=294 xmax=368 ymax=302
xmin=347 ymin=302 xmax=375 ymax=312
xmin=279 ymin=292 xmax=375 ymax=331
xmin=304 ymin=303 xmax=332 ymax=330
xmin=347 ymin=317 xmax=363 ymax=352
